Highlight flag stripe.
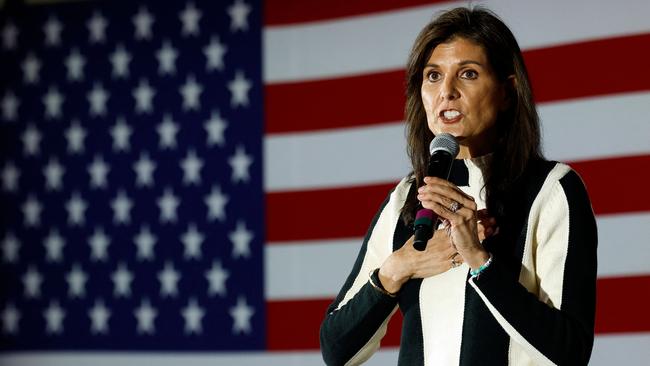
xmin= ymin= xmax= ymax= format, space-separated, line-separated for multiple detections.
xmin=266 ymin=34 xmax=650 ymax=133
xmin=263 ymin=1 xmax=650 ymax=82
xmin=265 ymin=275 xmax=650 ymax=350
xmin=266 ymin=212 xmax=650 ymax=300
xmin=265 ymin=92 xmax=650 ymax=191
xmin=264 ymin=0 xmax=451 ymax=26
xmin=266 ymin=155 xmax=650 ymax=242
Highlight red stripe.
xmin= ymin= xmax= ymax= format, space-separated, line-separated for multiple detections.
xmin=264 ymin=0 xmax=452 ymax=26
xmin=595 ymin=275 xmax=650 ymax=334
xmin=266 ymin=155 xmax=649 ymax=242
xmin=267 ymin=275 xmax=650 ymax=350
xmin=265 ymin=34 xmax=650 ymax=134
xmin=266 ymin=182 xmax=396 ymax=242
xmin=570 ymin=154 xmax=650 ymax=215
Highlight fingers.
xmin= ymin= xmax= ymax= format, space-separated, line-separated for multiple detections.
xmin=417 ymin=177 xmax=477 ymax=215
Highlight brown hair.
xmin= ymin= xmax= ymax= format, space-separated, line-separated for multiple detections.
xmin=402 ymin=6 xmax=542 ymax=223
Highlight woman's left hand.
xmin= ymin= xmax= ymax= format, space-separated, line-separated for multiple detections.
xmin=417 ymin=176 xmax=491 ymax=270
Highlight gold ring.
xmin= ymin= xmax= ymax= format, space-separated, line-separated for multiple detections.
xmin=450 ymin=252 xmax=461 ymax=268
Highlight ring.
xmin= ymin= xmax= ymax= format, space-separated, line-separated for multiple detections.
xmin=450 ymin=252 xmax=461 ymax=268
xmin=449 ymin=201 xmax=462 ymax=213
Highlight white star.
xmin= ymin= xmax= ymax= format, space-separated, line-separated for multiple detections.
xmin=206 ymin=260 xmax=229 ymax=297
xmin=230 ymin=220 xmax=253 ymax=259
xmin=1 ymin=90 xmax=19 ymax=121
xmin=110 ymin=117 xmax=132 ymax=152
xmin=22 ymin=265 xmax=42 ymax=298
xmin=111 ymin=189 xmax=133 ymax=225
xmin=1 ymin=22 xmax=18 ymax=50
xmin=180 ymin=74 xmax=203 ymax=111
xmin=204 ymin=36 xmax=227 ymax=72
xmin=156 ymin=40 xmax=178 ymax=75
xmin=228 ymin=70 xmax=251 ymax=107
xmin=65 ymin=120 xmax=86 ymax=154
xmin=181 ymin=223 xmax=204 ymax=260
xmin=22 ymin=195 xmax=42 ymax=227
xmin=64 ymin=48 xmax=85 ymax=81
xmin=89 ymin=227 xmax=110 ymax=262
xmin=44 ymin=229 xmax=65 ymax=263
xmin=2 ymin=162 xmax=20 ymax=192
xmin=111 ymin=262 xmax=133 ymax=297
xmin=43 ymin=86 xmax=64 ymax=119
xmin=1 ymin=232 xmax=20 ymax=263
xmin=66 ymin=263 xmax=87 ymax=298
xmin=205 ymin=185 xmax=228 ymax=222
xmin=133 ymin=79 xmax=155 ymax=113
xmin=134 ymin=225 xmax=156 ymax=261
xmin=87 ymin=12 xmax=108 ymax=43
xmin=44 ymin=300 xmax=65 ymax=334
xmin=43 ymin=16 xmax=63 ymax=47
xmin=180 ymin=2 xmax=202 ymax=36
xmin=22 ymin=53 xmax=41 ymax=84
xmin=88 ymin=155 xmax=110 ymax=189
xmin=134 ymin=299 xmax=157 ymax=334
xmin=1 ymin=303 xmax=20 ymax=334
xmin=133 ymin=7 xmax=155 ymax=41
xmin=88 ymin=83 xmax=109 ymax=117
xmin=180 ymin=149 xmax=203 ymax=185
xmin=22 ymin=124 xmax=41 ymax=156
xmin=205 ymin=110 xmax=228 ymax=147
xmin=230 ymin=296 xmax=254 ymax=334
xmin=181 ymin=298 xmax=205 ymax=334
xmin=88 ymin=299 xmax=110 ymax=334
xmin=158 ymin=261 xmax=180 ymax=297
xmin=43 ymin=157 xmax=65 ymax=191
xmin=157 ymin=114 xmax=179 ymax=149
xmin=228 ymin=0 xmax=252 ymax=32
xmin=157 ymin=187 xmax=180 ymax=223
xmin=133 ymin=152 xmax=156 ymax=188
xmin=110 ymin=44 xmax=131 ymax=78
xmin=66 ymin=192 xmax=87 ymax=226
xmin=228 ymin=145 xmax=253 ymax=183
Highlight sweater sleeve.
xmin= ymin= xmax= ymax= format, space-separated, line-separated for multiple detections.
xmin=468 ymin=166 xmax=597 ymax=366
xmin=319 ymin=180 xmax=409 ymax=366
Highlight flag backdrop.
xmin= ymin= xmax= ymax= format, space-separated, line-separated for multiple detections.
xmin=0 ymin=0 xmax=648 ymax=365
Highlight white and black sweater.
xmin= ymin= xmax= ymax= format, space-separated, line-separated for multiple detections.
xmin=320 ymin=158 xmax=597 ymax=366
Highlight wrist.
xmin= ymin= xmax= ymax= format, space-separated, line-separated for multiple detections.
xmin=463 ymin=248 xmax=490 ymax=270
xmin=378 ymin=267 xmax=408 ymax=294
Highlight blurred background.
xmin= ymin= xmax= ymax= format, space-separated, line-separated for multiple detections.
xmin=0 ymin=0 xmax=648 ymax=365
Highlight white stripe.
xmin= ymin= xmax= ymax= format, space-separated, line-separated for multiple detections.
xmin=264 ymin=0 xmax=650 ymax=82
xmin=0 ymin=350 xmax=400 ymax=366
xmin=0 ymin=335 xmax=646 ymax=366
xmin=0 ymin=333 xmax=650 ymax=366
xmin=265 ymin=92 xmax=650 ymax=192
xmin=266 ymin=213 xmax=649 ymax=300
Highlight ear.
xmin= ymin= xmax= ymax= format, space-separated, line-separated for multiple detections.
xmin=499 ymin=75 xmax=516 ymax=111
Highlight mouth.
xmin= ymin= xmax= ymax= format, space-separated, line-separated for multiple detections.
xmin=438 ymin=109 xmax=463 ymax=124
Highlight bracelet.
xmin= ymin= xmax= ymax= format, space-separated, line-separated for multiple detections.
xmin=368 ymin=268 xmax=397 ymax=298
xmin=469 ymin=253 xmax=493 ymax=279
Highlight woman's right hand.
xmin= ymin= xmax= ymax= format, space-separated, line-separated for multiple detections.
xmin=378 ymin=229 xmax=457 ymax=294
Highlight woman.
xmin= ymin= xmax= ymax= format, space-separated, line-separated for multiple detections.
xmin=319 ymin=7 xmax=597 ymax=366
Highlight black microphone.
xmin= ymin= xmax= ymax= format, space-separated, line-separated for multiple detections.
xmin=413 ymin=133 xmax=459 ymax=251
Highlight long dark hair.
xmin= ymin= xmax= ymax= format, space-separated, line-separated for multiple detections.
xmin=401 ymin=6 xmax=542 ymax=223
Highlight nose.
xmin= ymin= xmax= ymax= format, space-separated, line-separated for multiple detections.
xmin=440 ymin=76 xmax=459 ymax=100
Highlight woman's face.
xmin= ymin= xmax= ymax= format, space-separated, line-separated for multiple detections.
xmin=421 ymin=37 xmax=509 ymax=158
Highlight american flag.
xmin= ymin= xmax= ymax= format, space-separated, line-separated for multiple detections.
xmin=1 ymin=0 xmax=649 ymax=365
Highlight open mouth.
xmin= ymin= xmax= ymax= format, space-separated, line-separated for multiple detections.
xmin=439 ymin=109 xmax=462 ymax=123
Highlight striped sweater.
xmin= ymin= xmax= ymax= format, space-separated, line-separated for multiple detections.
xmin=320 ymin=157 xmax=597 ymax=366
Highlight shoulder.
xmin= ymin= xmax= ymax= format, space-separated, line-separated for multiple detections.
xmin=530 ymin=160 xmax=593 ymax=211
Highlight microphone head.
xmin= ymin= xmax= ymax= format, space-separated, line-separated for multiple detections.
xmin=429 ymin=133 xmax=459 ymax=158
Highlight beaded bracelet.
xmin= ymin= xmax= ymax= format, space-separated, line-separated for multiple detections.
xmin=469 ymin=253 xmax=493 ymax=279
xmin=368 ymin=268 xmax=397 ymax=298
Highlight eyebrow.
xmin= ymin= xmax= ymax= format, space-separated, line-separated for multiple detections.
xmin=424 ymin=60 xmax=484 ymax=68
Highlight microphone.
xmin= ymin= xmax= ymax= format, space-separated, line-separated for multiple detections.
xmin=413 ymin=133 xmax=459 ymax=251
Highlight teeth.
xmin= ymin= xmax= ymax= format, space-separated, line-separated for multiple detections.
xmin=443 ymin=110 xmax=460 ymax=119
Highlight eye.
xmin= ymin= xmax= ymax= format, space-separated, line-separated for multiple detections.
xmin=460 ymin=69 xmax=478 ymax=79
xmin=426 ymin=70 xmax=441 ymax=82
